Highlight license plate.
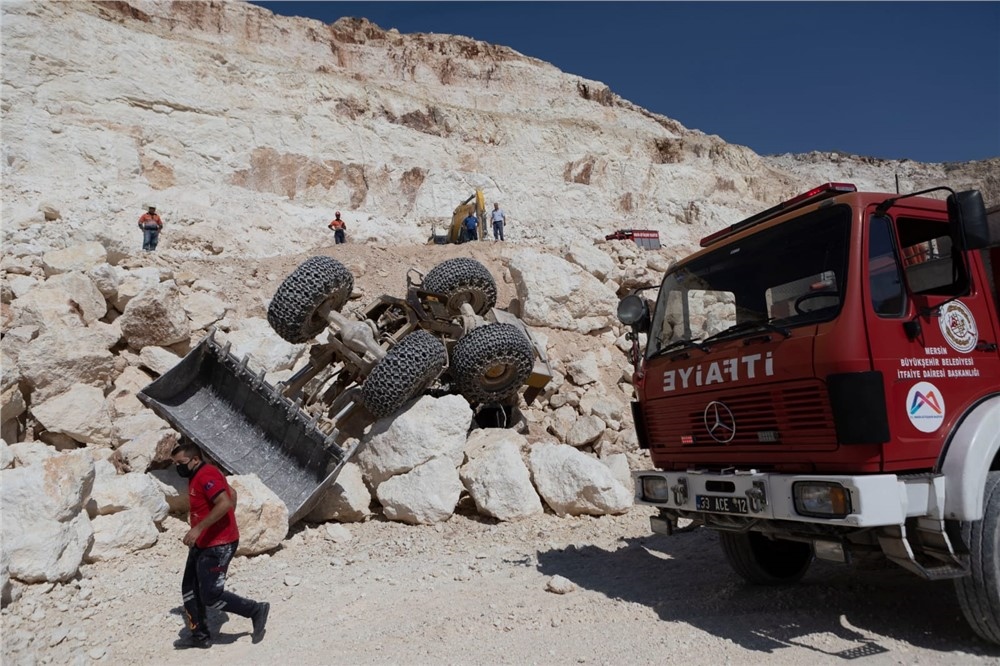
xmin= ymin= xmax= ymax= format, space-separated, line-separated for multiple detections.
xmin=696 ymin=494 xmax=749 ymax=514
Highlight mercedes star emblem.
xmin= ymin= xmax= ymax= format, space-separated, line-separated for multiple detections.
xmin=703 ymin=401 xmax=736 ymax=443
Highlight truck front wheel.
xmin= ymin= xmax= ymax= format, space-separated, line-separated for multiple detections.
xmin=719 ymin=531 xmax=812 ymax=585
xmin=954 ymin=471 xmax=1000 ymax=645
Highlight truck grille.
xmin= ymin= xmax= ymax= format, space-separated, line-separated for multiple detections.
xmin=643 ymin=380 xmax=837 ymax=449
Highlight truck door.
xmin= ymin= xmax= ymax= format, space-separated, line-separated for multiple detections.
xmin=864 ymin=210 xmax=1000 ymax=470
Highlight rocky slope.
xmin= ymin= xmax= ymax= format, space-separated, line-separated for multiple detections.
xmin=3 ymin=0 xmax=996 ymax=263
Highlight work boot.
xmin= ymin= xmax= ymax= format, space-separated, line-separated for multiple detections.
xmin=251 ymin=601 xmax=270 ymax=644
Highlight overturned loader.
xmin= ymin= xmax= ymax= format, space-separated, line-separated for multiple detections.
xmin=139 ymin=257 xmax=551 ymax=523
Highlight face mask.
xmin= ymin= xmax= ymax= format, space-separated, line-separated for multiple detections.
xmin=175 ymin=462 xmax=194 ymax=478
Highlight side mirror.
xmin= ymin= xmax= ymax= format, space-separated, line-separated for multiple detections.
xmin=617 ymin=294 xmax=650 ymax=332
xmin=948 ymin=190 xmax=993 ymax=251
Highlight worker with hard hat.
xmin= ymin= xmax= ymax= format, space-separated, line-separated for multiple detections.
xmin=138 ymin=205 xmax=163 ymax=251
xmin=328 ymin=211 xmax=347 ymax=244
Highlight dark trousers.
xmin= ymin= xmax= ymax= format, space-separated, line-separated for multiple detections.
xmin=142 ymin=228 xmax=160 ymax=251
xmin=181 ymin=541 xmax=259 ymax=640
xmin=334 ymin=229 xmax=346 ymax=244
xmin=492 ymin=221 xmax=504 ymax=241
xmin=465 ymin=227 xmax=477 ymax=242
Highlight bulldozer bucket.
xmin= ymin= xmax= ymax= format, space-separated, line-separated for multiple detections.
xmin=138 ymin=331 xmax=353 ymax=524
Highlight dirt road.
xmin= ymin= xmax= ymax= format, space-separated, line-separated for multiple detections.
xmin=4 ymin=504 xmax=998 ymax=666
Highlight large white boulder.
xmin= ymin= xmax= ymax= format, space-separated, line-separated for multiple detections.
xmin=88 ymin=262 xmax=120 ymax=300
xmin=1 ymin=451 xmax=96 ymax=583
xmin=31 ymin=384 xmax=116 ymax=447
xmin=564 ymin=414 xmax=605 ymax=448
xmin=376 ymin=457 xmax=463 ymax=525
xmin=508 ymin=250 xmax=619 ymax=334
xmin=111 ymin=271 xmax=161 ymax=312
xmin=119 ymin=282 xmax=191 ymax=349
xmin=18 ymin=326 xmax=118 ymax=401
xmin=528 ymin=442 xmax=632 ymax=517
xmin=113 ymin=409 xmax=170 ymax=442
xmin=138 ymin=345 xmax=182 ymax=376
xmin=149 ymin=466 xmax=189 ymax=513
xmin=224 ymin=317 xmax=304 ymax=372
xmin=86 ymin=472 xmax=169 ymax=523
xmin=357 ymin=395 xmax=472 ymax=486
xmin=460 ymin=431 xmax=542 ymax=521
xmin=230 ymin=474 xmax=289 ymax=555
xmin=182 ymin=291 xmax=227 ymax=330
xmin=116 ymin=429 xmax=174 ymax=473
xmin=108 ymin=366 xmax=154 ymax=417
xmin=11 ymin=272 xmax=107 ymax=328
xmin=41 ymin=242 xmax=108 ymax=277
xmin=304 ymin=462 xmax=372 ymax=523
xmin=565 ymin=242 xmax=619 ymax=283
xmin=85 ymin=507 xmax=159 ymax=562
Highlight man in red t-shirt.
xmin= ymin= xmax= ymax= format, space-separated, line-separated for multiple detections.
xmin=171 ymin=441 xmax=270 ymax=649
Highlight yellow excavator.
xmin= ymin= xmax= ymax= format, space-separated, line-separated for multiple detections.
xmin=433 ymin=189 xmax=487 ymax=244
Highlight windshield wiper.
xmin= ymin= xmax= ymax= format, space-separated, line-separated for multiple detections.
xmin=651 ymin=338 xmax=711 ymax=358
xmin=702 ymin=320 xmax=791 ymax=345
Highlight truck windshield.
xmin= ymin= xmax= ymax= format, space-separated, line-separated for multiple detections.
xmin=647 ymin=205 xmax=852 ymax=356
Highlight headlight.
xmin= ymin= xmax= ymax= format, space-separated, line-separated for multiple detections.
xmin=793 ymin=482 xmax=852 ymax=518
xmin=617 ymin=294 xmax=648 ymax=328
xmin=641 ymin=476 xmax=670 ymax=502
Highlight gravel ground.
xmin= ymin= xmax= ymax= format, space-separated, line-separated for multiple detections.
xmin=4 ymin=503 xmax=999 ymax=666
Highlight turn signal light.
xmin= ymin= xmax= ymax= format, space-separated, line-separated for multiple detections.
xmin=793 ymin=482 xmax=852 ymax=518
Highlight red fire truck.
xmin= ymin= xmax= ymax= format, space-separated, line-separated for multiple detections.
xmin=618 ymin=183 xmax=1000 ymax=643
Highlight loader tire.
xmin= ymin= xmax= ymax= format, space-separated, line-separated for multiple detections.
xmin=451 ymin=323 xmax=534 ymax=404
xmin=361 ymin=330 xmax=447 ymax=419
xmin=267 ymin=256 xmax=354 ymax=344
xmin=720 ymin=531 xmax=812 ymax=585
xmin=422 ymin=258 xmax=497 ymax=315
xmin=954 ymin=471 xmax=1000 ymax=645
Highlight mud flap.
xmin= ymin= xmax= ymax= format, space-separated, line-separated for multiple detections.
xmin=138 ymin=332 xmax=354 ymax=524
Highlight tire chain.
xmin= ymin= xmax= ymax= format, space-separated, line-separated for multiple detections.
xmin=422 ymin=257 xmax=497 ymax=315
xmin=452 ymin=323 xmax=534 ymax=404
xmin=267 ymin=256 xmax=354 ymax=344
xmin=361 ymin=330 xmax=447 ymax=418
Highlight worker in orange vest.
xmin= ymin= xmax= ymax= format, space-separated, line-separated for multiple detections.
xmin=138 ymin=205 xmax=163 ymax=251
xmin=328 ymin=211 xmax=347 ymax=244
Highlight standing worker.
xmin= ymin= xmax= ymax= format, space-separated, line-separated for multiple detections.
xmin=328 ymin=211 xmax=347 ymax=244
xmin=463 ymin=209 xmax=479 ymax=242
xmin=138 ymin=205 xmax=163 ymax=252
xmin=171 ymin=440 xmax=270 ymax=649
xmin=490 ymin=203 xmax=506 ymax=241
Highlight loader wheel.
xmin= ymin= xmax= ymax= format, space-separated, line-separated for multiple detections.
xmin=720 ymin=531 xmax=812 ymax=585
xmin=361 ymin=330 xmax=447 ymax=419
xmin=451 ymin=323 xmax=534 ymax=404
xmin=422 ymin=258 xmax=497 ymax=315
xmin=267 ymin=256 xmax=354 ymax=344
xmin=954 ymin=471 xmax=1000 ymax=645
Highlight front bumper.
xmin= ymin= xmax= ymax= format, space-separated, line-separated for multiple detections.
xmin=633 ymin=469 xmax=945 ymax=528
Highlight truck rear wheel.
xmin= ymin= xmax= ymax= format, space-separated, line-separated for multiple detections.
xmin=361 ymin=330 xmax=447 ymax=419
xmin=451 ymin=323 xmax=534 ymax=404
xmin=267 ymin=256 xmax=354 ymax=343
xmin=422 ymin=258 xmax=497 ymax=315
xmin=720 ymin=531 xmax=812 ymax=585
xmin=954 ymin=471 xmax=1000 ymax=645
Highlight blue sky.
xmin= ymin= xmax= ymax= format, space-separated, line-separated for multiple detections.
xmin=252 ymin=2 xmax=1000 ymax=163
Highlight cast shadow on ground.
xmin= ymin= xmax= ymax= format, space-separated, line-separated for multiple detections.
xmin=536 ymin=528 xmax=1000 ymax=660
xmin=169 ymin=605 xmax=249 ymax=645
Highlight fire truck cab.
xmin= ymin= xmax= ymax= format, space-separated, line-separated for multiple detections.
xmin=619 ymin=183 xmax=1000 ymax=644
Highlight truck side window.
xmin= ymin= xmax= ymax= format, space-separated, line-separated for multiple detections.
xmin=869 ymin=216 xmax=906 ymax=317
xmin=897 ymin=217 xmax=965 ymax=296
